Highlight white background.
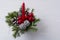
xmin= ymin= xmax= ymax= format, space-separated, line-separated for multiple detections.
xmin=0 ymin=0 xmax=60 ymax=40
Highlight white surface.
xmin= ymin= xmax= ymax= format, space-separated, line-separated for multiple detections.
xmin=0 ymin=0 xmax=60 ymax=40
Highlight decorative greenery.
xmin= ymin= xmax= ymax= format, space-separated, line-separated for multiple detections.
xmin=6 ymin=10 xmax=40 ymax=38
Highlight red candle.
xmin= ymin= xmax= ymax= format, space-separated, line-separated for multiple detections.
xmin=22 ymin=2 xmax=25 ymax=16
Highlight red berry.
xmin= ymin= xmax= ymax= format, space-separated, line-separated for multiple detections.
xmin=28 ymin=17 xmax=35 ymax=22
xmin=17 ymin=19 xmax=23 ymax=24
xmin=28 ymin=13 xmax=34 ymax=17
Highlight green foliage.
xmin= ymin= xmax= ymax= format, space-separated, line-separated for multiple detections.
xmin=6 ymin=11 xmax=20 ymax=38
xmin=6 ymin=11 xmax=18 ymax=19
xmin=27 ymin=18 xmax=40 ymax=32
xmin=6 ymin=11 xmax=18 ymax=26
xmin=5 ymin=11 xmax=40 ymax=38
xmin=12 ymin=26 xmax=20 ymax=38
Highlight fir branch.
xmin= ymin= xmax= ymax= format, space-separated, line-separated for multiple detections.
xmin=29 ymin=27 xmax=38 ymax=32
xmin=13 ymin=27 xmax=20 ymax=38
xmin=34 ymin=19 xmax=40 ymax=23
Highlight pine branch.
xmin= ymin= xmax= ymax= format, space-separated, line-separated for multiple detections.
xmin=29 ymin=27 xmax=38 ymax=32
xmin=13 ymin=27 xmax=20 ymax=38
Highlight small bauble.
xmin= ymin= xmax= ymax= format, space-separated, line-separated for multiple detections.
xmin=28 ymin=17 xmax=35 ymax=22
xmin=19 ymin=20 xmax=30 ymax=30
xmin=24 ymin=20 xmax=30 ymax=27
xmin=19 ymin=23 xmax=26 ymax=30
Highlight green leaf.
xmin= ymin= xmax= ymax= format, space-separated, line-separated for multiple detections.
xmin=6 ymin=16 xmax=10 ymax=18
xmin=7 ymin=11 xmax=18 ymax=18
xmin=34 ymin=19 xmax=40 ymax=23
xmin=29 ymin=27 xmax=38 ymax=32
xmin=13 ymin=27 xmax=20 ymax=38
xmin=32 ymin=22 xmax=36 ymax=26
xmin=13 ymin=31 xmax=17 ymax=38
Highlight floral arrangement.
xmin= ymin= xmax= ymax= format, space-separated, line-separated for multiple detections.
xmin=6 ymin=3 xmax=40 ymax=38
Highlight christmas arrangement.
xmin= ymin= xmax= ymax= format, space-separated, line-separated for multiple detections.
xmin=6 ymin=3 xmax=40 ymax=38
